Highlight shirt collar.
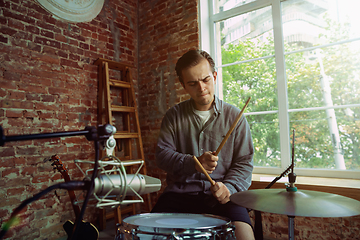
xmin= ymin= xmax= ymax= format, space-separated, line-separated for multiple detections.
xmin=189 ymin=95 xmax=221 ymax=115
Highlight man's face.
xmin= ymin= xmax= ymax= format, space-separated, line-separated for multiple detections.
xmin=181 ymin=59 xmax=217 ymax=111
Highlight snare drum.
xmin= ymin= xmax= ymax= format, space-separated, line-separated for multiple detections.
xmin=116 ymin=213 xmax=235 ymax=240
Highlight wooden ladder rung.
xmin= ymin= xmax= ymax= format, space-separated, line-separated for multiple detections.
xmin=114 ymin=132 xmax=140 ymax=139
xmin=109 ymin=79 xmax=131 ymax=88
xmin=111 ymin=105 xmax=135 ymax=112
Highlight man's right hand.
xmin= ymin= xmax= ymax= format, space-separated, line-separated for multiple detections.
xmin=195 ymin=151 xmax=218 ymax=174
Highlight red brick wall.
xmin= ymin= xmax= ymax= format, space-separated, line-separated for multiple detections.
xmin=137 ymin=0 xmax=199 ymax=204
xmin=0 ymin=0 xmax=137 ymax=239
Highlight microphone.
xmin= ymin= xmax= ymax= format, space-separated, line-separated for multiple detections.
xmin=76 ymin=158 xmax=161 ymax=208
xmin=93 ymin=173 xmax=161 ymax=197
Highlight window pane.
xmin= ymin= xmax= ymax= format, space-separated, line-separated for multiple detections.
xmin=217 ymin=6 xmax=274 ymax=55
xmin=287 ymin=42 xmax=360 ymax=109
xmin=289 ymin=107 xmax=360 ymax=170
xmin=282 ymin=0 xmax=360 ymax=49
xmin=284 ymin=0 xmax=360 ymax=171
xmin=217 ymin=5 xmax=277 ymax=167
xmin=213 ymin=0 xmax=257 ymax=14
xmin=222 ymin=60 xmax=278 ymax=112
xmin=247 ymin=113 xmax=281 ymax=167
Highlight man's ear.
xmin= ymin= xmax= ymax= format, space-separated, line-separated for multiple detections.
xmin=213 ymin=71 xmax=217 ymax=84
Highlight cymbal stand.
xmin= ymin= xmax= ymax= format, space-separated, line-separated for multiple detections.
xmin=254 ymin=131 xmax=295 ymax=240
xmin=288 ymin=216 xmax=295 ymax=240
xmin=286 ymin=129 xmax=297 ymax=240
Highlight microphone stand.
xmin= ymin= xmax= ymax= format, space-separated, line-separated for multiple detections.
xmin=0 ymin=124 xmax=115 ymax=240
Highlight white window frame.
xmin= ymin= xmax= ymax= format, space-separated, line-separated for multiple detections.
xmin=199 ymin=0 xmax=360 ymax=179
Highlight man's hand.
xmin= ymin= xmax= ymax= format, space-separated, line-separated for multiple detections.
xmin=196 ymin=151 xmax=218 ymax=174
xmin=210 ymin=182 xmax=231 ymax=204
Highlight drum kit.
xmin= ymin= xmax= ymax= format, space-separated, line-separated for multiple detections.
xmin=115 ymin=128 xmax=360 ymax=240
xmin=114 ymin=183 xmax=360 ymax=240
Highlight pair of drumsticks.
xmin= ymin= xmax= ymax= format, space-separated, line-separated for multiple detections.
xmin=193 ymin=97 xmax=251 ymax=186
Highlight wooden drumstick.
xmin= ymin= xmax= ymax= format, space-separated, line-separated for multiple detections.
xmin=192 ymin=156 xmax=215 ymax=186
xmin=214 ymin=97 xmax=251 ymax=156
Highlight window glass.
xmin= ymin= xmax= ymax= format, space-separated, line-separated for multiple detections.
xmin=209 ymin=0 xmax=360 ymax=174
xmin=284 ymin=0 xmax=360 ymax=170
xmin=216 ymin=5 xmax=277 ymax=167
xmin=289 ymin=107 xmax=360 ymax=170
xmin=247 ymin=113 xmax=281 ymax=167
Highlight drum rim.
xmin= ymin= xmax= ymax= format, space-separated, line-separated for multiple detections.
xmin=119 ymin=212 xmax=232 ymax=230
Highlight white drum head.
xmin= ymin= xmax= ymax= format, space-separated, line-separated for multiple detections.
xmin=124 ymin=213 xmax=230 ymax=229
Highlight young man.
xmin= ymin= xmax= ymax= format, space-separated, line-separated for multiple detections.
xmin=152 ymin=49 xmax=255 ymax=240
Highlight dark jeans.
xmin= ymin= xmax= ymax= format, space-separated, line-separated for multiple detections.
xmin=151 ymin=192 xmax=252 ymax=226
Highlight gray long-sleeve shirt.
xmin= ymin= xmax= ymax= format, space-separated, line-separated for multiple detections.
xmin=156 ymin=95 xmax=254 ymax=195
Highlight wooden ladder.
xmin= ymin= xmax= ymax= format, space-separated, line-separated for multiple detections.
xmin=94 ymin=58 xmax=151 ymax=230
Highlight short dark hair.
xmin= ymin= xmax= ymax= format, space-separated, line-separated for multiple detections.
xmin=175 ymin=49 xmax=215 ymax=84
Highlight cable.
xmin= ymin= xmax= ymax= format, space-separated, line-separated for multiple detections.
xmin=0 ymin=181 xmax=87 ymax=240
xmin=68 ymin=140 xmax=99 ymax=240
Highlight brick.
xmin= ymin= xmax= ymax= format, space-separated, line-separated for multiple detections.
xmin=8 ymin=18 xmax=25 ymax=31
xmin=30 ymin=52 xmax=60 ymax=64
xmin=27 ymin=9 xmax=43 ymax=21
xmin=32 ymin=175 xmax=50 ymax=183
xmin=40 ymin=94 xmax=55 ymax=102
xmin=60 ymin=58 xmax=83 ymax=69
xmin=0 ymin=156 xmax=15 ymax=167
xmin=0 ymin=197 xmax=22 ymax=208
xmin=81 ymin=29 xmax=92 ymax=38
xmin=40 ymin=29 xmax=54 ymax=39
xmin=37 ymin=111 xmax=54 ymax=119
xmin=34 ymin=102 xmax=58 ymax=111
xmin=27 ymin=41 xmax=41 ymax=52
xmin=26 ymin=93 xmax=41 ymax=101
xmin=43 ymin=14 xmax=57 ymax=25
xmin=16 ymin=146 xmax=40 ymax=156
xmin=54 ymin=33 xmax=67 ymax=43
xmin=36 ymin=21 xmax=61 ymax=33
xmin=6 ymin=109 xmax=23 ymax=118
xmin=3 ymin=70 xmax=21 ymax=81
xmin=6 ymin=187 xmax=25 ymax=195
xmin=34 ymin=36 xmax=61 ymax=49
xmin=25 ymin=25 xmax=40 ymax=35
xmin=69 ymin=53 xmax=80 ymax=61
xmin=0 ymin=177 xmax=31 ymax=188
xmin=0 ymin=25 xmax=18 ymax=36
xmin=79 ymin=42 xmax=89 ymax=50
xmin=21 ymin=166 xmax=38 ymax=176
xmin=3 ymin=8 xmax=36 ymax=25
xmin=12 ymin=31 xmax=32 ymax=41
xmin=61 ymin=43 xmax=83 ymax=55
xmin=8 ymin=90 xmax=25 ymax=100
xmin=63 ymin=29 xmax=86 ymax=42
xmin=0 ymin=35 xmax=7 ymax=43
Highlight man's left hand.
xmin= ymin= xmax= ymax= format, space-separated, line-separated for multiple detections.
xmin=210 ymin=182 xmax=231 ymax=204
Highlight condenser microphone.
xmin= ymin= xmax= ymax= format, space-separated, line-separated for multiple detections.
xmin=75 ymin=157 xmax=161 ymax=208
xmin=93 ymin=173 xmax=161 ymax=197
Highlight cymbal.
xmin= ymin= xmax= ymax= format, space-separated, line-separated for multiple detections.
xmin=230 ymin=188 xmax=360 ymax=217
